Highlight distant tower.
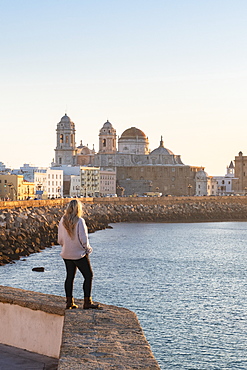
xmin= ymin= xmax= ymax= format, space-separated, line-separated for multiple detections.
xmin=98 ymin=120 xmax=117 ymax=153
xmin=226 ymin=160 xmax=235 ymax=177
xmin=54 ymin=114 xmax=77 ymax=165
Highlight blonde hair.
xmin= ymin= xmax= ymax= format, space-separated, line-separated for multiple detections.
xmin=63 ymin=199 xmax=83 ymax=237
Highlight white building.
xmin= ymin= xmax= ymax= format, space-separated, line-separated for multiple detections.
xmin=13 ymin=164 xmax=63 ymax=198
xmin=34 ymin=168 xmax=63 ymax=199
xmin=195 ymin=169 xmax=209 ymax=196
xmin=195 ymin=162 xmax=237 ymax=196
xmin=61 ymin=166 xmax=100 ymax=198
xmin=70 ymin=175 xmax=81 ymax=198
xmin=213 ymin=162 xmax=236 ymax=196
xmin=81 ymin=167 xmax=100 ymax=197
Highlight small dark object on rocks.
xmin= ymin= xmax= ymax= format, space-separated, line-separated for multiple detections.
xmin=32 ymin=267 xmax=45 ymax=272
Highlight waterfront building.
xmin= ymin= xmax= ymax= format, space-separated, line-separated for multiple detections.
xmin=34 ymin=168 xmax=63 ymax=199
xmin=69 ymin=175 xmax=81 ymax=198
xmin=0 ymin=174 xmax=35 ymax=200
xmin=57 ymin=165 xmax=100 ymax=198
xmin=80 ymin=167 xmax=100 ymax=197
xmin=195 ymin=169 xmax=217 ymax=196
xmin=99 ymin=169 xmax=117 ymax=196
xmin=195 ymin=163 xmax=236 ymax=196
xmin=13 ymin=164 xmax=63 ymax=199
xmin=214 ymin=162 xmax=236 ymax=196
xmin=233 ymin=152 xmax=247 ymax=194
xmin=53 ymin=114 xmax=205 ymax=196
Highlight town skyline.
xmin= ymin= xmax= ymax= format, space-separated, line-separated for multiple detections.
xmin=1 ymin=1 xmax=247 ymax=175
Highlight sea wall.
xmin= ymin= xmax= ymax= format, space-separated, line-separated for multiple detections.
xmin=0 ymin=286 xmax=160 ymax=369
xmin=1 ymin=196 xmax=247 ymax=265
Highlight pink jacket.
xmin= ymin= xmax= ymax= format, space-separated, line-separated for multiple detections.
xmin=58 ymin=217 xmax=92 ymax=260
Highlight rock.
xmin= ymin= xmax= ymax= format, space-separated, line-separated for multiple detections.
xmin=32 ymin=267 xmax=45 ymax=272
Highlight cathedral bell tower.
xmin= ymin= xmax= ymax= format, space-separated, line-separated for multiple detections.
xmin=54 ymin=114 xmax=77 ymax=165
xmin=98 ymin=120 xmax=117 ymax=153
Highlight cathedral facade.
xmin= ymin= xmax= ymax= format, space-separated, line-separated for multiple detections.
xmin=54 ymin=114 xmax=203 ymax=196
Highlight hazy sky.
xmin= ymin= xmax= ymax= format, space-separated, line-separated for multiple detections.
xmin=1 ymin=0 xmax=247 ymax=175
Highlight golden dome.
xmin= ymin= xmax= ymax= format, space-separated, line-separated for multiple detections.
xmin=120 ymin=127 xmax=146 ymax=139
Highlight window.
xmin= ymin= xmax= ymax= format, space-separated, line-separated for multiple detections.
xmin=103 ymin=139 xmax=106 ymax=147
xmin=60 ymin=134 xmax=64 ymax=143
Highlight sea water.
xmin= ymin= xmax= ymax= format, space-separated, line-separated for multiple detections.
xmin=1 ymin=222 xmax=247 ymax=369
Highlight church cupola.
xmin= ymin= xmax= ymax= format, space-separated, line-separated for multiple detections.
xmin=54 ymin=114 xmax=77 ymax=165
xmin=98 ymin=120 xmax=117 ymax=153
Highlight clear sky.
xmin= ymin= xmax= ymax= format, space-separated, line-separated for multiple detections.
xmin=1 ymin=0 xmax=247 ymax=175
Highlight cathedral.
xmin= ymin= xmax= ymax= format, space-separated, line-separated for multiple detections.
xmin=54 ymin=114 xmax=203 ymax=196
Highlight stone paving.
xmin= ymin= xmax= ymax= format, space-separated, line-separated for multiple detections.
xmin=58 ymin=299 xmax=160 ymax=369
xmin=0 ymin=343 xmax=58 ymax=369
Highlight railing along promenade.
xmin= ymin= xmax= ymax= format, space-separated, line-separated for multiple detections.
xmin=1 ymin=195 xmax=247 ymax=210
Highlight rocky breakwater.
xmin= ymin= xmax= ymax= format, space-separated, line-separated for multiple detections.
xmin=0 ymin=203 xmax=113 ymax=266
xmin=86 ymin=200 xmax=247 ymax=224
xmin=0 ymin=206 xmax=62 ymax=265
xmin=1 ymin=199 xmax=247 ymax=265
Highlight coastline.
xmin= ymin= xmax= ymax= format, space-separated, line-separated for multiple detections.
xmin=0 ymin=196 xmax=247 ymax=265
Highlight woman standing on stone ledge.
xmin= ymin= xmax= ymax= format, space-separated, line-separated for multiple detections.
xmin=58 ymin=199 xmax=101 ymax=310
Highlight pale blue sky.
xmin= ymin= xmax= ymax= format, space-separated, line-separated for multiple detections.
xmin=1 ymin=0 xmax=247 ymax=175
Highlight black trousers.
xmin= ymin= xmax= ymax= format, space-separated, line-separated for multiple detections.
xmin=63 ymin=255 xmax=93 ymax=298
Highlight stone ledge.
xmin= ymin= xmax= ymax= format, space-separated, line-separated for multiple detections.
xmin=0 ymin=286 xmax=160 ymax=369
xmin=59 ymin=299 xmax=160 ymax=369
xmin=0 ymin=285 xmax=65 ymax=316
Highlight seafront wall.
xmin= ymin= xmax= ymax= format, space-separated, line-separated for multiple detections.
xmin=0 ymin=286 xmax=160 ymax=369
xmin=1 ymin=196 xmax=247 ymax=265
